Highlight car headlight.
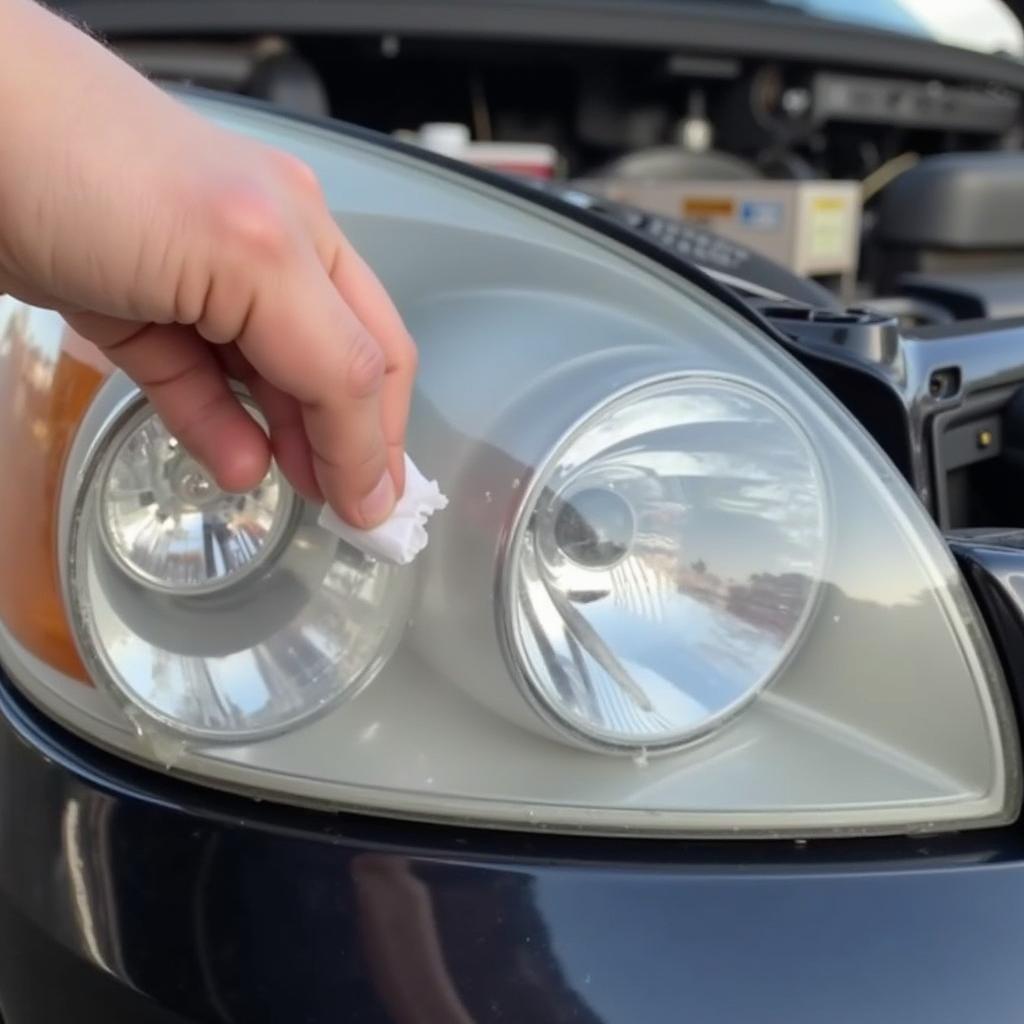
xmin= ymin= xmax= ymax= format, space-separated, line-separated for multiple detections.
xmin=0 ymin=91 xmax=1017 ymax=837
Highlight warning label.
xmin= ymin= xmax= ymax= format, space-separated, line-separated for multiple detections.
xmin=809 ymin=196 xmax=849 ymax=262
xmin=682 ymin=196 xmax=736 ymax=221
xmin=739 ymin=200 xmax=783 ymax=232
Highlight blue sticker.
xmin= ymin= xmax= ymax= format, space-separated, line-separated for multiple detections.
xmin=739 ymin=200 xmax=783 ymax=231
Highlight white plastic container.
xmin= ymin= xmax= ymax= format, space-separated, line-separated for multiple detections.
xmin=417 ymin=122 xmax=558 ymax=179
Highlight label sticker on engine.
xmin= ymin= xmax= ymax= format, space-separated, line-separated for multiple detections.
xmin=682 ymin=196 xmax=735 ymax=222
xmin=809 ymin=196 xmax=850 ymax=261
xmin=738 ymin=200 xmax=783 ymax=231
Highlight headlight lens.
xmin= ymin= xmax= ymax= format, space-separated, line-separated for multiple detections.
xmin=507 ymin=376 xmax=825 ymax=751
xmin=67 ymin=395 xmax=411 ymax=742
xmin=0 ymin=92 xmax=1016 ymax=838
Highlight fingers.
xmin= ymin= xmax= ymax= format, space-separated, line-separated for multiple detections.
xmin=276 ymin=158 xmax=416 ymax=495
xmin=66 ymin=149 xmax=419 ymax=531
xmin=214 ymin=344 xmax=322 ymax=503
xmin=326 ymin=237 xmax=418 ymax=496
xmin=219 ymin=249 xmax=395 ymax=528
xmin=67 ymin=313 xmax=271 ymax=493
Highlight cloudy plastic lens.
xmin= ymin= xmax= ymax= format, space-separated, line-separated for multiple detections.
xmin=15 ymin=94 xmax=1010 ymax=834
xmin=99 ymin=408 xmax=294 ymax=594
xmin=507 ymin=376 xmax=827 ymax=751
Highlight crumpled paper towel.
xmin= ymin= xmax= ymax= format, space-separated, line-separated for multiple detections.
xmin=317 ymin=454 xmax=448 ymax=565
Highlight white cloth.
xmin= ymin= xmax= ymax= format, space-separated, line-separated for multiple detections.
xmin=317 ymin=455 xmax=448 ymax=565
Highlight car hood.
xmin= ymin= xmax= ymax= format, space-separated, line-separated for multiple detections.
xmin=55 ymin=0 xmax=1024 ymax=90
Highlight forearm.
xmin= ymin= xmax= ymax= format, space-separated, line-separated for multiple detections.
xmin=0 ymin=0 xmax=194 ymax=300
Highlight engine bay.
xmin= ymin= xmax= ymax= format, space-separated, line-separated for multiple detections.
xmin=113 ymin=34 xmax=1021 ymax=179
xmin=101 ymin=29 xmax=1024 ymax=308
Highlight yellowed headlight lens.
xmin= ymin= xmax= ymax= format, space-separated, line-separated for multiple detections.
xmin=0 ymin=301 xmax=109 ymax=682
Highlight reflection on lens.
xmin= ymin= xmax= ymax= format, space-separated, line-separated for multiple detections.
xmin=507 ymin=377 xmax=826 ymax=751
xmin=554 ymin=487 xmax=635 ymax=569
xmin=84 ymin=542 xmax=408 ymax=738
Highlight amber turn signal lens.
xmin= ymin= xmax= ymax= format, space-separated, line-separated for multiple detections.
xmin=0 ymin=304 xmax=108 ymax=681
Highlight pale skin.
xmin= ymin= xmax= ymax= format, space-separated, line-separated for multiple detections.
xmin=0 ymin=0 xmax=417 ymax=527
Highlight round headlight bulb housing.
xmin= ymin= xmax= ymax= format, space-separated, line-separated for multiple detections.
xmin=65 ymin=391 xmax=411 ymax=743
xmin=503 ymin=375 xmax=827 ymax=753
xmin=98 ymin=402 xmax=295 ymax=594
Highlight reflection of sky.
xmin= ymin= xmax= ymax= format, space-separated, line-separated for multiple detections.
xmin=0 ymin=295 xmax=65 ymax=369
xmin=527 ymin=562 xmax=789 ymax=741
xmin=768 ymin=0 xmax=1023 ymax=55
xmin=771 ymin=0 xmax=926 ymax=35
xmin=591 ymin=585 xmax=780 ymax=686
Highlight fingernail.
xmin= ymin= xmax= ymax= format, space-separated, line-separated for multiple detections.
xmin=360 ymin=472 xmax=396 ymax=527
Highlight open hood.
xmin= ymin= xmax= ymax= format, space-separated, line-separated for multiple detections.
xmin=55 ymin=0 xmax=1024 ymax=90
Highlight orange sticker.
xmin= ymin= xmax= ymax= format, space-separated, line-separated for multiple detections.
xmin=682 ymin=196 xmax=736 ymax=220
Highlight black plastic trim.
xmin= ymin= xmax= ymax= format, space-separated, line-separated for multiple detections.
xmin=951 ymin=536 xmax=1024 ymax=728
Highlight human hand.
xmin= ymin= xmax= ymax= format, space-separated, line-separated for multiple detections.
xmin=0 ymin=0 xmax=416 ymax=527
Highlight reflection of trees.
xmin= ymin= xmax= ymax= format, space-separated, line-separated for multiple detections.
xmin=726 ymin=572 xmax=815 ymax=640
xmin=666 ymin=552 xmax=815 ymax=643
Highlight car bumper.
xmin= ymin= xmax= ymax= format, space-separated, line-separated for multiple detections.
xmin=3 ymin=656 xmax=1024 ymax=1024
